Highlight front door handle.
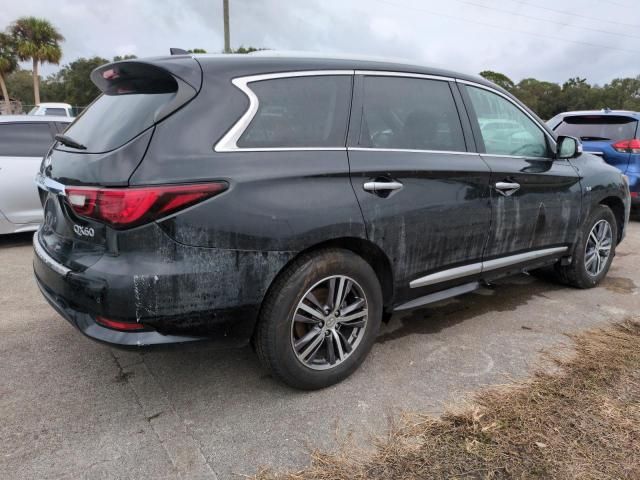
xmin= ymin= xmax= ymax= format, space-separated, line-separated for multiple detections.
xmin=494 ymin=181 xmax=520 ymax=196
xmin=363 ymin=181 xmax=404 ymax=193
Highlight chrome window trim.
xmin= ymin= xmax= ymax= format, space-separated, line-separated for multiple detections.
xmin=456 ymin=79 xmax=557 ymax=146
xmin=214 ymin=70 xmax=355 ymax=153
xmin=354 ymin=70 xmax=454 ymax=82
xmin=349 ymin=147 xmax=477 ymax=155
xmin=480 ymin=153 xmax=554 ymax=161
xmin=409 ymin=246 xmax=569 ymax=289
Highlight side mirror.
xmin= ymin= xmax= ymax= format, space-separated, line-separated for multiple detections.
xmin=556 ymin=135 xmax=583 ymax=159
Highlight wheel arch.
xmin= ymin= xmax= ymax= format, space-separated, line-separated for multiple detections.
xmin=259 ymin=237 xmax=395 ymax=317
xmin=599 ymin=195 xmax=626 ymax=242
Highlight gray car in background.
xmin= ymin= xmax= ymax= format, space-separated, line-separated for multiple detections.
xmin=0 ymin=116 xmax=72 ymax=234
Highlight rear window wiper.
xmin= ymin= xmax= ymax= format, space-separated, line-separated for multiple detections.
xmin=580 ymin=136 xmax=611 ymax=141
xmin=55 ymin=133 xmax=87 ymax=150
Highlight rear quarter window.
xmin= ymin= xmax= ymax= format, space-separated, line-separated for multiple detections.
xmin=0 ymin=123 xmax=54 ymax=157
xmin=237 ymin=75 xmax=352 ymax=148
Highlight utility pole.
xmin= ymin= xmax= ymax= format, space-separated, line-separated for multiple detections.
xmin=223 ymin=0 xmax=231 ymax=53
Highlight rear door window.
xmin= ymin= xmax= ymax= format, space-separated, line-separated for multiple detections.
xmin=553 ymin=115 xmax=638 ymax=141
xmin=0 ymin=123 xmax=54 ymax=157
xmin=358 ymin=76 xmax=466 ymax=152
xmin=237 ymin=75 xmax=352 ymax=148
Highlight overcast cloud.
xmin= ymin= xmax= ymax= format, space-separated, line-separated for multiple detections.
xmin=1 ymin=0 xmax=639 ymax=84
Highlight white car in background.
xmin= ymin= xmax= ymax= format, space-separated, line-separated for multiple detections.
xmin=28 ymin=102 xmax=75 ymax=117
xmin=0 ymin=116 xmax=72 ymax=234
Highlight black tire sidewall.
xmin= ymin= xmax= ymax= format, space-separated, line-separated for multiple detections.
xmin=264 ymin=249 xmax=382 ymax=390
xmin=570 ymin=205 xmax=618 ymax=287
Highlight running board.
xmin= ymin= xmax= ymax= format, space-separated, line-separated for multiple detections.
xmin=394 ymin=282 xmax=480 ymax=312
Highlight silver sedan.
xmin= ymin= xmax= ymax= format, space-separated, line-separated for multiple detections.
xmin=0 ymin=116 xmax=72 ymax=234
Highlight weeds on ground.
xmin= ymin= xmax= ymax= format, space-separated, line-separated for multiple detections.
xmin=253 ymin=319 xmax=640 ymax=479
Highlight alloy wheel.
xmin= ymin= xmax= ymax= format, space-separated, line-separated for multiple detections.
xmin=291 ymin=275 xmax=369 ymax=371
xmin=584 ymin=219 xmax=613 ymax=277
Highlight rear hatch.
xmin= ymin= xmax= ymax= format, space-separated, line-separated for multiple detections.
xmin=552 ymin=114 xmax=638 ymax=172
xmin=36 ymin=56 xmax=202 ymax=270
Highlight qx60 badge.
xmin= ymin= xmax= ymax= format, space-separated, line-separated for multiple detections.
xmin=73 ymin=224 xmax=95 ymax=238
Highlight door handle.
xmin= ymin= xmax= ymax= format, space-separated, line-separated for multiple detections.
xmin=494 ymin=181 xmax=520 ymax=196
xmin=363 ymin=181 xmax=403 ymax=193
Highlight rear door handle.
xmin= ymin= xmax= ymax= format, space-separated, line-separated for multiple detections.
xmin=363 ymin=181 xmax=404 ymax=193
xmin=494 ymin=181 xmax=520 ymax=196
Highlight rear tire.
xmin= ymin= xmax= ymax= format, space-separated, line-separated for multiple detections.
xmin=555 ymin=205 xmax=617 ymax=288
xmin=254 ymin=248 xmax=383 ymax=390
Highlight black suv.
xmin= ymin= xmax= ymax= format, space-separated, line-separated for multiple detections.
xmin=33 ymin=54 xmax=631 ymax=389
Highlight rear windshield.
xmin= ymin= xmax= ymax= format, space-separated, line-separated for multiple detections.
xmin=554 ymin=115 xmax=638 ymax=142
xmin=60 ymin=92 xmax=175 ymax=153
xmin=58 ymin=62 xmax=185 ymax=153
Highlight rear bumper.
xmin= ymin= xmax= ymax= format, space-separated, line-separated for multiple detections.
xmin=33 ymin=228 xmax=291 ymax=346
xmin=35 ymin=273 xmax=201 ymax=346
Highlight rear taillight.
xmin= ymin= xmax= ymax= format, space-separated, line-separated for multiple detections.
xmin=612 ymin=139 xmax=640 ymax=154
xmin=65 ymin=182 xmax=228 ymax=229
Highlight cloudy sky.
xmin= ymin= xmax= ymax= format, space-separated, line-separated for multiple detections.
xmin=2 ymin=0 xmax=639 ymax=84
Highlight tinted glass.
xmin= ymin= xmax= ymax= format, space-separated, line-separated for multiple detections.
xmin=554 ymin=115 xmax=637 ymax=141
xmin=237 ymin=75 xmax=352 ymax=148
xmin=359 ymin=76 xmax=466 ymax=152
xmin=61 ymin=92 xmax=176 ymax=153
xmin=0 ymin=123 xmax=54 ymax=157
xmin=44 ymin=108 xmax=66 ymax=116
xmin=467 ymin=86 xmax=549 ymax=158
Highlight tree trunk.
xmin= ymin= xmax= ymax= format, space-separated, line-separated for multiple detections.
xmin=0 ymin=74 xmax=11 ymax=114
xmin=32 ymin=58 xmax=40 ymax=106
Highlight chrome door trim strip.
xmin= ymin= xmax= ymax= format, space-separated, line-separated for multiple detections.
xmin=348 ymin=147 xmax=478 ymax=155
xmin=354 ymin=70 xmax=454 ymax=82
xmin=214 ymin=70 xmax=355 ymax=153
xmin=410 ymin=262 xmax=482 ymax=288
xmin=409 ymin=246 xmax=569 ymax=289
xmin=34 ymin=172 xmax=65 ymax=196
xmin=33 ymin=232 xmax=71 ymax=277
xmin=482 ymin=246 xmax=568 ymax=272
xmin=455 ymin=79 xmax=557 ymax=146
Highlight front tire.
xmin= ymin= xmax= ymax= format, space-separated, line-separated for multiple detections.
xmin=555 ymin=205 xmax=617 ymax=288
xmin=254 ymin=248 xmax=383 ymax=390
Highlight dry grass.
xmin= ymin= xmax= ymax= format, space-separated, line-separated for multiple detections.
xmin=254 ymin=320 xmax=640 ymax=479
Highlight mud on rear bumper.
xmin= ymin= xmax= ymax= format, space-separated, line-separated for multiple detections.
xmin=32 ymin=229 xmax=294 ymax=346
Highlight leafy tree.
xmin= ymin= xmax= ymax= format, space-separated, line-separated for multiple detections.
xmin=513 ymin=78 xmax=562 ymax=119
xmin=479 ymin=70 xmax=515 ymax=91
xmin=10 ymin=17 xmax=64 ymax=105
xmin=231 ymin=46 xmax=263 ymax=54
xmin=112 ymin=54 xmax=137 ymax=61
xmin=188 ymin=48 xmax=207 ymax=53
xmin=5 ymin=69 xmax=34 ymax=107
xmin=0 ymin=32 xmax=18 ymax=113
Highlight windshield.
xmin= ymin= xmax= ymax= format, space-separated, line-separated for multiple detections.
xmin=59 ymin=91 xmax=176 ymax=153
xmin=554 ymin=115 xmax=638 ymax=141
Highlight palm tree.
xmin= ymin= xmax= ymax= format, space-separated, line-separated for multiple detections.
xmin=0 ymin=33 xmax=18 ymax=114
xmin=10 ymin=17 xmax=64 ymax=106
